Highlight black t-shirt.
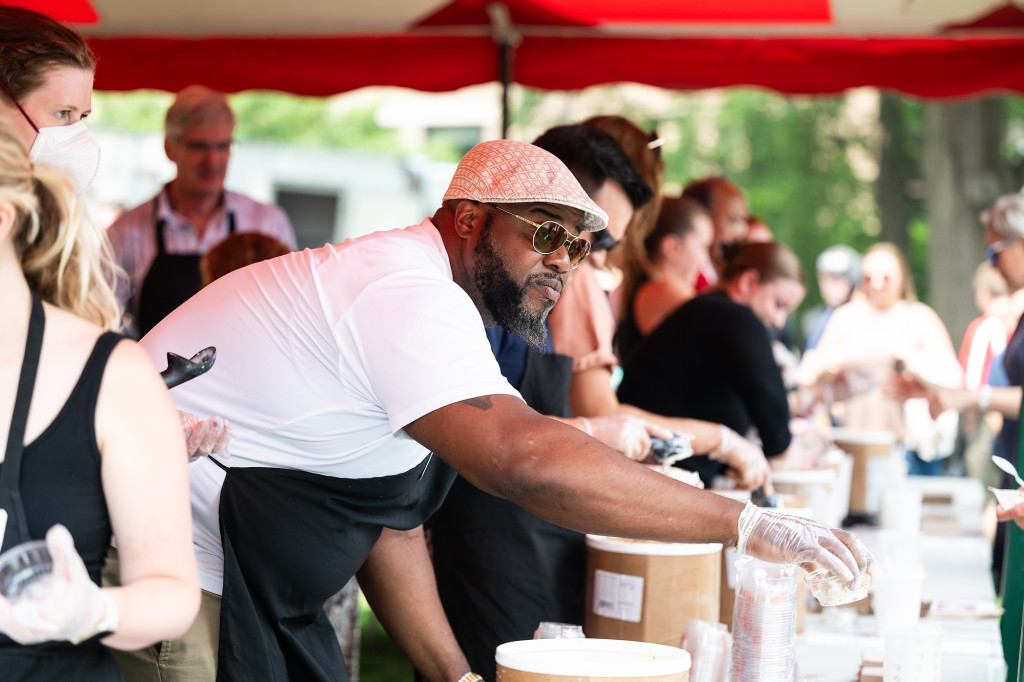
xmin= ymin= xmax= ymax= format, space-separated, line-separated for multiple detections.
xmin=617 ymin=291 xmax=791 ymax=483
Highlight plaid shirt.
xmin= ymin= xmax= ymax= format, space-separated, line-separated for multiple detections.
xmin=108 ymin=185 xmax=297 ymax=326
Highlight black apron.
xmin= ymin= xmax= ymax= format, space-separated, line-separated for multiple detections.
xmin=0 ymin=291 xmax=122 ymax=681
xmin=428 ymin=347 xmax=581 ymax=680
xmin=213 ymin=451 xmax=456 ymax=681
xmin=136 ymin=205 xmax=235 ymax=337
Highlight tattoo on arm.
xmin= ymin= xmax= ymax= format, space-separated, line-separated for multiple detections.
xmin=459 ymin=396 xmax=494 ymax=411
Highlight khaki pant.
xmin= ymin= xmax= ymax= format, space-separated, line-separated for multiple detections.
xmin=102 ymin=547 xmax=221 ymax=682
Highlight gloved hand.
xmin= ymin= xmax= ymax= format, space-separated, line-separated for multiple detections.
xmin=586 ymin=415 xmax=673 ymax=462
xmin=180 ymin=411 xmax=232 ymax=462
xmin=708 ymin=425 xmax=773 ymax=494
xmin=736 ymin=502 xmax=873 ymax=589
xmin=0 ymin=525 xmax=118 ymax=645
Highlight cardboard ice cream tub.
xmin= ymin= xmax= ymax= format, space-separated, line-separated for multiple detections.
xmin=495 ymin=638 xmax=690 ymax=681
xmin=830 ymin=428 xmax=896 ymax=516
xmin=584 ymin=536 xmax=721 ymax=647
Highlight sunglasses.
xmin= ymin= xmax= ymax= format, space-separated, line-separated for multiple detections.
xmin=488 ymin=203 xmax=591 ymax=269
xmin=987 ymin=238 xmax=1018 ymax=266
xmin=589 ymin=229 xmax=620 ymax=253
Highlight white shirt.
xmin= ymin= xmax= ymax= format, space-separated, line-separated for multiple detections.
xmin=141 ymin=218 xmax=520 ymax=594
xmin=107 ymin=186 xmax=298 ymax=323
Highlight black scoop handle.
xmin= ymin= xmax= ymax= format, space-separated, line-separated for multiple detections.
xmin=161 ymin=346 xmax=216 ymax=389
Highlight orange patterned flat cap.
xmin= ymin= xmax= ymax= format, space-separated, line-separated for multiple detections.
xmin=444 ymin=139 xmax=608 ymax=232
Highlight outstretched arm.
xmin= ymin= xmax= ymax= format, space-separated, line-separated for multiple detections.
xmin=357 ymin=527 xmax=473 ymax=682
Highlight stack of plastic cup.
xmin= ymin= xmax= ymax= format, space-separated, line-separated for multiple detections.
xmin=533 ymin=622 xmax=586 ymax=639
xmin=682 ymin=619 xmax=731 ymax=682
xmin=883 ymin=621 xmax=941 ymax=681
xmin=729 ymin=557 xmax=797 ymax=682
xmin=872 ymin=561 xmax=925 ymax=635
xmin=881 ymin=486 xmax=923 ymax=534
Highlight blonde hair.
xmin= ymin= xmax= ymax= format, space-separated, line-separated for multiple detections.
xmin=0 ymin=123 xmax=120 ymax=329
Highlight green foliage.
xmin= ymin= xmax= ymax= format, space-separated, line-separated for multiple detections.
xmin=90 ymin=90 xmax=172 ymax=131
xmin=90 ymin=90 xmax=402 ymax=153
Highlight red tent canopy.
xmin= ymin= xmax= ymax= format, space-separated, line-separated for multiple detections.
xmin=14 ymin=0 xmax=1024 ymax=98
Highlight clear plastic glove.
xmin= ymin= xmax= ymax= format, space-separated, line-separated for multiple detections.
xmin=0 ymin=525 xmax=117 ymax=645
xmin=179 ymin=411 xmax=232 ymax=462
xmin=587 ymin=415 xmax=672 ymax=462
xmin=709 ymin=425 xmax=773 ymax=494
xmin=737 ymin=502 xmax=873 ymax=589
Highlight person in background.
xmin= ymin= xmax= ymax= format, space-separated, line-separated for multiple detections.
xmin=107 ymin=86 xmax=297 ymax=337
xmin=804 ymin=242 xmax=961 ymax=475
xmin=959 ymin=261 xmax=1018 ymax=489
xmin=131 ymin=139 xmax=869 ymax=682
xmin=199 ymin=231 xmax=292 ymax=287
xmin=581 ymin=115 xmax=665 ymax=289
xmin=616 ymin=195 xmax=713 ymax=366
xmin=802 ymin=244 xmax=862 ymax=352
xmin=618 ymin=241 xmax=807 ymax=485
xmin=681 ymin=175 xmax=749 ymax=291
xmin=0 ymin=7 xmax=100 ymax=196
xmin=899 ymin=195 xmax=1024 ymax=505
xmin=547 ymin=121 xmax=771 ymax=492
xmin=0 ymin=118 xmax=199 ymax=677
xmin=745 ymin=214 xmax=774 ymax=242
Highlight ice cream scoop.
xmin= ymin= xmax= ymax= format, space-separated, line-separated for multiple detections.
xmin=161 ymin=346 xmax=216 ymax=389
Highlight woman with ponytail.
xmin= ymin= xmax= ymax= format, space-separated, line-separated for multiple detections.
xmin=0 ymin=121 xmax=199 ymax=678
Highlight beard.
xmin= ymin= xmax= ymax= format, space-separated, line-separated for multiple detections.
xmin=473 ymin=215 xmax=553 ymax=350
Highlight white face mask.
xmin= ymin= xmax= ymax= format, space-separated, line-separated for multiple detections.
xmin=29 ymin=120 xmax=101 ymax=194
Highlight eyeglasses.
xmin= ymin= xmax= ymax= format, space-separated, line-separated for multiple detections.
xmin=178 ymin=139 xmax=234 ymax=154
xmin=986 ymin=238 xmax=1019 ymax=266
xmin=488 ymin=203 xmax=591 ymax=269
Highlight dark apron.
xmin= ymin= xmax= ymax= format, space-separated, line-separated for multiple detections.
xmin=428 ymin=348 xmax=580 ymax=679
xmin=0 ymin=291 xmax=122 ymax=681
xmin=213 ymin=451 xmax=456 ymax=681
xmin=136 ymin=206 xmax=235 ymax=337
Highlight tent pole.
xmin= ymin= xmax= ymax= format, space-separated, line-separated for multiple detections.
xmin=499 ymin=42 xmax=511 ymax=139
xmin=487 ymin=3 xmax=520 ymax=140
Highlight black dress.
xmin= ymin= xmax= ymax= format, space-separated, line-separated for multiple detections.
xmin=617 ymin=290 xmax=791 ymax=486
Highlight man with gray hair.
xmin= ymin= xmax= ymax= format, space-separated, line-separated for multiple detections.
xmin=108 ymin=85 xmax=296 ymax=336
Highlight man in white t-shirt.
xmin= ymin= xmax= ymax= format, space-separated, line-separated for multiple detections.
xmin=121 ymin=140 xmax=871 ymax=682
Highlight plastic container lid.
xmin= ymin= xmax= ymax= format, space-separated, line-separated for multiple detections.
xmin=771 ymin=468 xmax=836 ymax=484
xmin=830 ymin=428 xmax=896 ymax=445
xmin=585 ymin=535 xmax=722 ymax=556
xmin=495 ymin=638 xmax=691 ymax=676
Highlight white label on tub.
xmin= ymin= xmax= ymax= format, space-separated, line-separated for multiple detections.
xmin=592 ymin=569 xmax=644 ymax=622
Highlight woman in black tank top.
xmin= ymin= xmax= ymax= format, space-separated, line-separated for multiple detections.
xmin=0 ymin=47 xmax=200 ymax=680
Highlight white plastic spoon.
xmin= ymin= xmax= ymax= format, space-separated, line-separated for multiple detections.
xmin=992 ymin=455 xmax=1024 ymax=488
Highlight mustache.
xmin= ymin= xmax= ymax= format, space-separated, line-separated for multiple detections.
xmin=527 ymin=273 xmax=563 ymax=293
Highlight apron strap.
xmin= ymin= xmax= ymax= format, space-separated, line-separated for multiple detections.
xmin=1 ymin=290 xmax=45 ymax=545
